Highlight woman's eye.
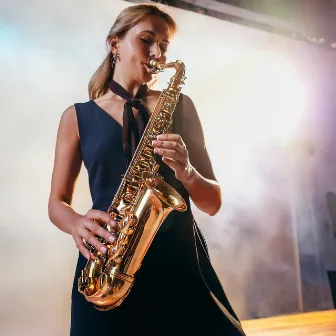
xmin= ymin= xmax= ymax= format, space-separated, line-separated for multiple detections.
xmin=140 ymin=38 xmax=151 ymax=44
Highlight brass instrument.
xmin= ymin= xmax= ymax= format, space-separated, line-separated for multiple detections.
xmin=78 ymin=60 xmax=187 ymax=311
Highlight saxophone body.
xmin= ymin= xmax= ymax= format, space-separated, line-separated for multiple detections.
xmin=78 ymin=60 xmax=187 ymax=311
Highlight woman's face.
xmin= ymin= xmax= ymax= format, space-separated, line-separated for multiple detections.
xmin=114 ymin=15 xmax=171 ymax=84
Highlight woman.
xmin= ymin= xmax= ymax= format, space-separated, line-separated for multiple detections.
xmin=48 ymin=3 xmax=245 ymax=335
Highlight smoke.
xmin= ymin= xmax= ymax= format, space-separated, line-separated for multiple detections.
xmin=1 ymin=1 xmax=336 ymax=335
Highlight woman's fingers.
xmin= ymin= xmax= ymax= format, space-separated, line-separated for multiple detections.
xmin=154 ymin=147 xmax=185 ymax=163
xmin=73 ymin=234 xmax=91 ymax=260
xmin=78 ymin=219 xmax=107 ymax=254
xmin=86 ymin=209 xmax=113 ymax=225
xmin=73 ymin=210 xmax=120 ymax=259
xmin=156 ymin=133 xmax=184 ymax=145
xmin=84 ymin=216 xmax=117 ymax=244
xmin=86 ymin=209 xmax=119 ymax=233
xmin=152 ymin=139 xmax=185 ymax=154
xmin=151 ymin=134 xmax=189 ymax=170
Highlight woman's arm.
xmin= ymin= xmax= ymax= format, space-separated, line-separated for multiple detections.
xmin=153 ymin=95 xmax=222 ymax=216
xmin=177 ymin=94 xmax=222 ymax=216
xmin=48 ymin=105 xmax=83 ymax=234
xmin=180 ymin=165 xmax=221 ymax=217
xmin=48 ymin=105 xmax=116 ymax=259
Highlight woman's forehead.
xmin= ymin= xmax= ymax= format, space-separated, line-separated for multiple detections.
xmin=131 ymin=16 xmax=170 ymax=40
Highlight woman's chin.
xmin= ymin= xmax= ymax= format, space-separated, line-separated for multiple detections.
xmin=141 ymin=64 xmax=155 ymax=81
xmin=142 ymin=72 xmax=154 ymax=83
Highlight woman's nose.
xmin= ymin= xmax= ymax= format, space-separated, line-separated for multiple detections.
xmin=150 ymin=43 xmax=162 ymax=59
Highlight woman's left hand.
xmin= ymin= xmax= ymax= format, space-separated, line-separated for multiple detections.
xmin=152 ymin=134 xmax=194 ymax=183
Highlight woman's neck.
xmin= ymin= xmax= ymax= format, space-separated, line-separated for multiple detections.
xmin=112 ymin=67 xmax=143 ymax=98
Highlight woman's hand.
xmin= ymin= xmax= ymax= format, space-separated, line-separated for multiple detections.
xmin=71 ymin=210 xmax=119 ymax=260
xmin=152 ymin=134 xmax=194 ymax=183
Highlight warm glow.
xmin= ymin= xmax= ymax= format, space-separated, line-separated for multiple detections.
xmin=222 ymin=51 xmax=306 ymax=149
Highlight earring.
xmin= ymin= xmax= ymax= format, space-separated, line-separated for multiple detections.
xmin=111 ymin=53 xmax=116 ymax=67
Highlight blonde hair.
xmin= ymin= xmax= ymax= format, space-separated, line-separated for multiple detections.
xmin=88 ymin=3 xmax=177 ymax=100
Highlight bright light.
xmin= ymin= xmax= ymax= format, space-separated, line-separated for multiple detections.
xmin=204 ymin=51 xmax=307 ymax=195
xmin=221 ymin=51 xmax=307 ymax=149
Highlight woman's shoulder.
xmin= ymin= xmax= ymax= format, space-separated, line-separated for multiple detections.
xmin=60 ymin=105 xmax=77 ymax=123
xmin=60 ymin=99 xmax=93 ymax=124
xmin=73 ymin=99 xmax=94 ymax=109
xmin=67 ymin=99 xmax=97 ymax=120
xmin=56 ymin=105 xmax=80 ymax=142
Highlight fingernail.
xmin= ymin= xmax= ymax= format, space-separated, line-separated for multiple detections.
xmin=152 ymin=140 xmax=157 ymax=145
xmin=85 ymin=253 xmax=90 ymax=259
xmin=101 ymin=246 xmax=107 ymax=253
xmin=154 ymin=148 xmax=159 ymax=153
xmin=108 ymin=235 xmax=115 ymax=242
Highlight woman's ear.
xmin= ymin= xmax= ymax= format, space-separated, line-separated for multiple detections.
xmin=108 ymin=35 xmax=119 ymax=55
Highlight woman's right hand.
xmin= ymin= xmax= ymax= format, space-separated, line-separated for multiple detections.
xmin=71 ymin=209 xmax=119 ymax=260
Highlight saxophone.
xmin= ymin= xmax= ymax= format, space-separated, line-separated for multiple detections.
xmin=78 ymin=60 xmax=187 ymax=311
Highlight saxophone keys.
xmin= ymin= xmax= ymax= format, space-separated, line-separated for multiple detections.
xmin=123 ymin=193 xmax=134 ymax=203
xmin=107 ymin=245 xmax=117 ymax=258
xmin=114 ymin=250 xmax=124 ymax=263
xmin=120 ymin=238 xmax=128 ymax=246
xmin=139 ymin=161 xmax=150 ymax=169
xmin=108 ymin=245 xmax=124 ymax=263
xmin=120 ymin=223 xmax=134 ymax=235
xmin=126 ymin=227 xmax=134 ymax=235
xmin=114 ymin=256 xmax=123 ymax=263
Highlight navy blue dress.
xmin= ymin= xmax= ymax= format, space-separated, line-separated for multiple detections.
xmin=70 ymin=97 xmax=245 ymax=335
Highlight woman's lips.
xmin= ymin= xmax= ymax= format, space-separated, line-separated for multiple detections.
xmin=143 ymin=63 xmax=153 ymax=74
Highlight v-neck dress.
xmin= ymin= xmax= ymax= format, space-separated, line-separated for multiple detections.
xmin=70 ymin=98 xmax=245 ymax=336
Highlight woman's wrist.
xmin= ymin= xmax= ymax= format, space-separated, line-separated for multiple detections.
xmin=180 ymin=165 xmax=197 ymax=187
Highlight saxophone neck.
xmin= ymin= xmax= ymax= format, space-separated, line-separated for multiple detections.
xmin=150 ymin=60 xmax=186 ymax=95
xmin=150 ymin=60 xmax=184 ymax=74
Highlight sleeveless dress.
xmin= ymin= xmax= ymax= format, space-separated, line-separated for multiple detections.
xmin=70 ymin=97 xmax=245 ymax=336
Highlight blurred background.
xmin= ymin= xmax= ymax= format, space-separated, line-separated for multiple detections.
xmin=1 ymin=0 xmax=336 ymax=334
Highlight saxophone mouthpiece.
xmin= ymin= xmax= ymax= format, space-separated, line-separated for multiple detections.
xmin=149 ymin=60 xmax=164 ymax=73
